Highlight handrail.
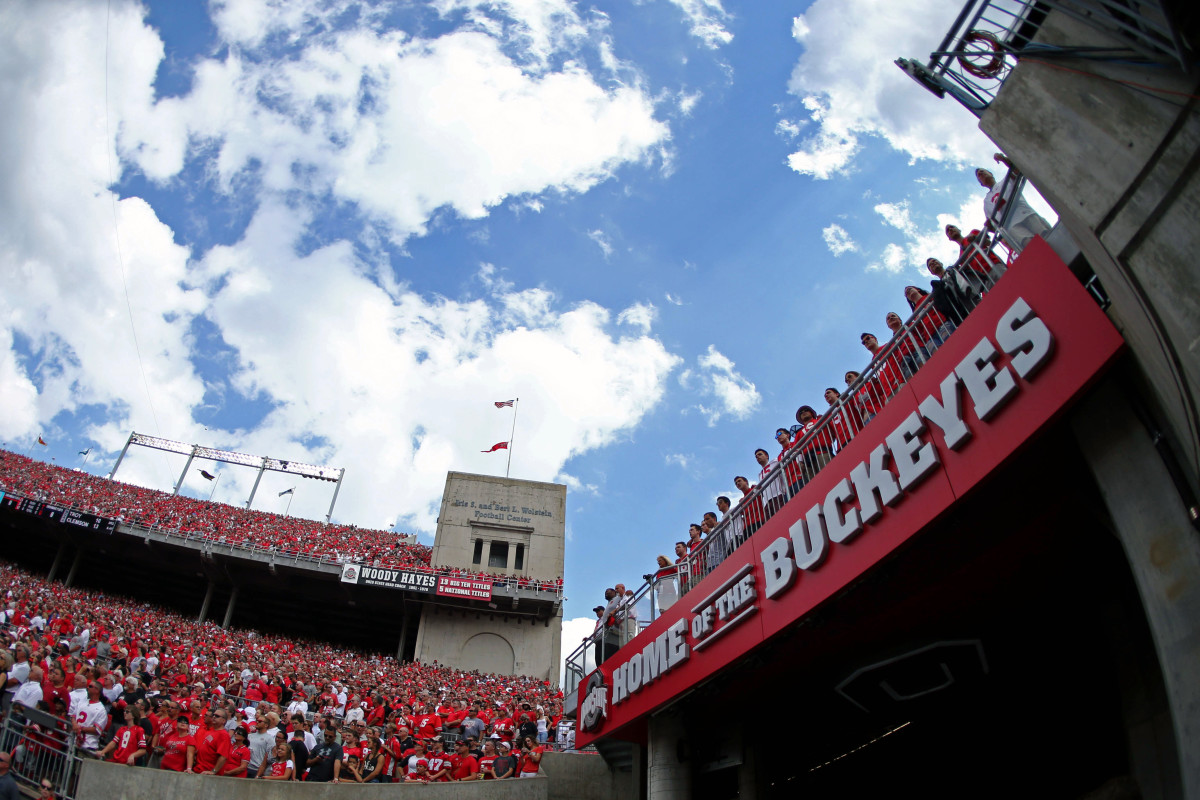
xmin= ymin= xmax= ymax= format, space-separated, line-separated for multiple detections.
xmin=906 ymin=0 xmax=1194 ymax=117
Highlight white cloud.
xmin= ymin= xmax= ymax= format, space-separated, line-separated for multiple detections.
xmin=866 ymin=193 xmax=978 ymax=275
xmin=587 ymin=229 xmax=614 ymax=258
xmin=775 ymin=118 xmax=802 ymax=140
xmin=120 ymin=2 xmax=670 ymax=245
xmin=0 ymin=0 xmax=683 ymax=533
xmin=556 ymin=471 xmax=599 ymax=495
xmin=429 ymin=0 xmax=594 ymax=70
xmin=874 ymin=200 xmax=917 ymax=237
xmin=182 ymin=200 xmax=682 ymax=530
xmin=784 ymin=0 xmax=997 ymax=179
xmin=690 ymin=345 xmax=760 ymax=426
xmin=0 ymin=2 xmax=206 ymax=452
xmin=664 ymin=292 xmax=685 ymax=306
xmin=617 ymin=302 xmax=657 ymax=333
xmin=664 ymin=0 xmax=733 ymax=49
xmin=477 ymin=262 xmax=515 ymax=294
xmin=821 ymin=223 xmax=858 ymax=256
xmin=677 ymin=88 xmax=702 ymax=116
xmin=560 ymin=616 xmax=599 ymax=685
xmin=664 ymin=453 xmax=691 ymax=469
xmin=870 ymin=243 xmax=909 ymax=275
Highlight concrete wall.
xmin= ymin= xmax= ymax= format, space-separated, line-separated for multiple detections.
xmin=1072 ymin=383 xmax=1198 ymax=800
xmin=77 ymin=760 xmax=548 ymax=800
xmin=540 ymin=752 xmax=623 ymax=800
xmin=979 ymin=10 xmax=1200 ymax=491
xmin=981 ymin=23 xmax=1200 ymax=796
xmin=414 ymin=603 xmax=563 ymax=683
xmin=432 ymin=472 xmax=566 ymax=581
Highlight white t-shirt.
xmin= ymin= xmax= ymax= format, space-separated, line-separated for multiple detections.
xmin=76 ymin=701 xmax=108 ymax=750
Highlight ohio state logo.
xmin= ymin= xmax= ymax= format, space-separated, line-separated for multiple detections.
xmin=579 ymin=671 xmax=608 ymax=732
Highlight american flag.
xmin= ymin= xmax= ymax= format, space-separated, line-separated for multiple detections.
xmin=494 ymin=400 xmax=515 ymax=408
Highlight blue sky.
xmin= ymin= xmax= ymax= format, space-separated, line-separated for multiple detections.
xmin=0 ymin=0 xmax=1042 ymax=663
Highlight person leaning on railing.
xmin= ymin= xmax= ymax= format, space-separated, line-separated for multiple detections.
xmin=860 ymin=332 xmax=906 ymax=399
xmin=925 ymin=257 xmax=981 ymax=325
xmin=791 ymin=406 xmax=834 ymax=485
xmin=978 ymin=154 xmax=1051 ymax=252
xmin=904 ymin=286 xmax=956 ymax=354
xmin=946 ymin=223 xmax=1005 ymax=282
xmin=843 ymin=370 xmax=881 ymax=425
xmin=824 ymin=387 xmax=858 ymax=450
xmin=884 ymin=312 xmax=928 ymax=379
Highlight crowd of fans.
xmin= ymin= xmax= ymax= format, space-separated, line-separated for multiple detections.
xmin=0 ymin=452 xmax=562 ymax=595
xmin=589 ymin=156 xmax=1046 ymax=633
xmin=0 ymin=561 xmax=565 ymax=786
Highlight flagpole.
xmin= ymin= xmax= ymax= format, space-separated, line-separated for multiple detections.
xmin=285 ymin=489 xmax=296 ymax=518
xmin=80 ymin=450 xmax=91 ymax=467
xmin=506 ymin=398 xmax=519 ymax=478
xmin=208 ymin=473 xmax=221 ymax=502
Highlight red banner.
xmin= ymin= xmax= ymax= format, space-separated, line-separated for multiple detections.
xmin=436 ymin=576 xmax=494 ymax=601
xmin=576 ymin=240 xmax=1123 ymax=747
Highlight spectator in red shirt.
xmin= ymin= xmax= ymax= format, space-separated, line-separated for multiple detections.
xmin=192 ymin=708 xmax=232 ymax=774
xmin=97 ymin=706 xmax=147 ymax=766
xmin=517 ymin=735 xmax=543 ymax=777
xmin=845 ymin=370 xmax=884 ymax=425
xmin=792 ymin=406 xmax=833 ymax=483
xmin=451 ymin=739 xmax=480 ymax=780
xmin=860 ymin=332 xmax=904 ymax=398
xmin=733 ymin=476 xmax=764 ymax=538
xmin=158 ymin=716 xmax=195 ymax=772
xmin=825 ymin=387 xmax=858 ymax=450
xmin=946 ymin=223 xmax=1004 ymax=282
xmin=222 ymin=727 xmax=252 ymax=777
xmin=905 ymin=286 xmax=956 ymax=352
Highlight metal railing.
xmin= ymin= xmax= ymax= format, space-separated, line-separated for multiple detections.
xmin=564 ymin=193 xmax=1048 ymax=696
xmin=898 ymin=0 xmax=1195 ymax=116
xmin=0 ymin=704 xmax=93 ymax=800
xmin=0 ymin=490 xmax=564 ymax=599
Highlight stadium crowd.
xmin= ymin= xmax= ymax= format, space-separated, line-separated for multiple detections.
xmin=0 ymin=561 xmax=564 ymax=785
xmin=0 ymin=452 xmax=563 ymax=595
xmin=590 ymin=158 xmax=1043 ymax=632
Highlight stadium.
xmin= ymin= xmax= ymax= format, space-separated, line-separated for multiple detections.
xmin=2 ymin=1 xmax=1199 ymax=800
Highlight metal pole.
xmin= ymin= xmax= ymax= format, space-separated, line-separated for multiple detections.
xmin=397 ymin=607 xmax=408 ymax=660
xmin=47 ymin=542 xmax=69 ymax=582
xmin=505 ymin=398 xmax=519 ymax=478
xmin=173 ymin=448 xmax=197 ymax=496
xmin=325 ymin=468 xmax=346 ymax=524
xmin=246 ymin=457 xmax=267 ymax=509
xmin=64 ymin=551 xmax=84 ymax=587
xmin=284 ymin=489 xmax=295 ymax=518
xmin=198 ymin=581 xmax=215 ymax=623
xmin=108 ymin=432 xmax=134 ymax=479
xmin=207 ymin=472 xmax=221 ymax=501
xmin=222 ymin=585 xmax=239 ymax=629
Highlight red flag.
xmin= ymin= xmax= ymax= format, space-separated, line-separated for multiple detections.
xmin=494 ymin=400 xmax=514 ymax=408
xmin=482 ymin=442 xmax=509 ymax=453
xmin=37 ymin=437 xmax=47 ymax=446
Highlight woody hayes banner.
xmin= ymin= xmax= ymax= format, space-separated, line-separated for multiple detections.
xmin=340 ymin=563 xmax=437 ymax=593
xmin=576 ymin=241 xmax=1124 ymax=746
